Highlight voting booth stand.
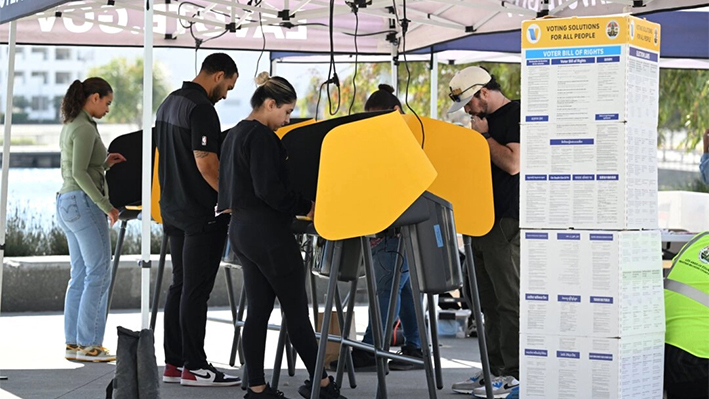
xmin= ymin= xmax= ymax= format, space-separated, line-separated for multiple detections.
xmin=104 ymin=129 xmax=170 ymax=332
xmin=519 ymin=16 xmax=666 ymax=399
xmin=279 ymin=112 xmax=496 ymax=399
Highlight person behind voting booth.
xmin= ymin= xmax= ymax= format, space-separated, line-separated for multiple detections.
xmin=217 ymin=72 xmax=347 ymax=399
xmin=155 ymin=53 xmax=241 ymax=387
xmin=329 ymin=84 xmax=424 ymax=372
xmin=664 ymin=232 xmax=709 ymax=399
xmin=57 ymin=77 xmax=125 ymax=363
xmin=447 ymin=66 xmax=521 ymax=398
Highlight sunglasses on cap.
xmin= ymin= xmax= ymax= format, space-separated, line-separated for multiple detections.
xmin=448 ymin=82 xmax=487 ymax=103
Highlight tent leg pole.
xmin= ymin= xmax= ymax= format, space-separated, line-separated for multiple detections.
xmin=140 ymin=0 xmax=155 ymax=331
xmin=0 ymin=20 xmax=18 ymax=382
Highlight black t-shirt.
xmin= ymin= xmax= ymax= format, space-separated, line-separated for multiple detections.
xmin=487 ymin=100 xmax=521 ymax=221
xmin=218 ymin=119 xmax=311 ymax=225
xmin=155 ymin=82 xmax=222 ymax=232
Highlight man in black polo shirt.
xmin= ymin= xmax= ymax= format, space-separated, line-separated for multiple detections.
xmin=155 ymin=53 xmax=240 ymax=387
xmin=447 ymin=66 xmax=521 ymax=399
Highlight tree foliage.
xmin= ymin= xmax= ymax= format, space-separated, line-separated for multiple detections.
xmin=658 ymin=68 xmax=709 ymax=149
xmin=297 ymin=61 xmax=520 ymax=126
xmin=299 ymin=60 xmax=707 ymax=150
xmin=87 ymin=57 xmax=171 ymax=127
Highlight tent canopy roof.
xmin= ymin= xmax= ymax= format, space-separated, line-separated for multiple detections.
xmin=1 ymin=0 xmax=707 ymax=54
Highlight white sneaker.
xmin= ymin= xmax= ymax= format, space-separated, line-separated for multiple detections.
xmin=451 ymin=368 xmax=485 ymax=394
xmin=75 ymin=346 xmax=116 ymax=362
xmin=180 ymin=363 xmax=241 ymax=387
xmin=472 ymin=375 xmax=519 ymax=398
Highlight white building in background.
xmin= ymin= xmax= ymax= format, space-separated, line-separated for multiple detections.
xmin=0 ymin=45 xmax=95 ymax=122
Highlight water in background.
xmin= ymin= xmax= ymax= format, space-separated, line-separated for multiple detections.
xmin=5 ymin=168 xmax=62 ymax=228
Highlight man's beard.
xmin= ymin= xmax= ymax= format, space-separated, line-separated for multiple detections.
xmin=476 ymin=98 xmax=489 ymax=119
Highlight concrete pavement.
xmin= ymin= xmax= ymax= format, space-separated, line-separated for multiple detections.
xmin=0 ymin=306 xmax=483 ymax=399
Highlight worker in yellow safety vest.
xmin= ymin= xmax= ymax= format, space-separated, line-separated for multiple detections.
xmin=664 ymin=231 xmax=709 ymax=399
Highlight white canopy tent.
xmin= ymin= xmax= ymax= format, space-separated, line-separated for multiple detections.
xmin=1 ymin=0 xmax=708 ymax=329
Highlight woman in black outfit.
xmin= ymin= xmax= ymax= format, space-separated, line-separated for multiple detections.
xmin=218 ymin=72 xmax=346 ymax=399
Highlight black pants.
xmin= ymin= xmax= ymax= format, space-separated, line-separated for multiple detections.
xmin=472 ymin=217 xmax=520 ymax=379
xmin=665 ymin=344 xmax=709 ymax=399
xmin=230 ymin=218 xmax=327 ymax=387
xmin=163 ymin=216 xmax=228 ymax=370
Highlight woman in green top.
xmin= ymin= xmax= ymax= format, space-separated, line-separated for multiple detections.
xmin=56 ymin=77 xmax=125 ymax=363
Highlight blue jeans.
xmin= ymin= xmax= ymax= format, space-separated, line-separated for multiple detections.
xmin=56 ymin=190 xmax=112 ymax=347
xmin=362 ymin=237 xmax=421 ymax=349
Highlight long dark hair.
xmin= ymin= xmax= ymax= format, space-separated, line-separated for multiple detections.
xmin=61 ymin=77 xmax=113 ymax=123
xmin=250 ymin=72 xmax=297 ymax=109
xmin=364 ymin=84 xmax=402 ymax=111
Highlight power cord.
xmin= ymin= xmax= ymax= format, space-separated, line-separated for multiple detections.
xmin=393 ymin=0 xmax=425 ymax=149
xmin=348 ymin=5 xmax=360 ymax=115
xmin=178 ymin=1 xmax=229 ymax=75
xmin=253 ymin=0 xmax=266 ymax=79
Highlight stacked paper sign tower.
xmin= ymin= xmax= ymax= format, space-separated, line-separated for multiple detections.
xmin=520 ymin=230 xmax=664 ymax=338
xmin=520 ymin=332 xmax=665 ymax=399
xmin=520 ymin=15 xmax=661 ymax=230
xmin=518 ymin=15 xmax=664 ymax=399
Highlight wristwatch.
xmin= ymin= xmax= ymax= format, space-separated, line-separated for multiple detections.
xmin=480 ymin=131 xmax=491 ymax=139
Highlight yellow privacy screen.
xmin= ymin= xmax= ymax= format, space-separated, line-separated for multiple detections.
xmin=315 ymin=112 xmax=437 ymax=240
xmin=403 ymin=115 xmax=494 ymax=237
xmin=276 ymin=119 xmax=316 ymax=139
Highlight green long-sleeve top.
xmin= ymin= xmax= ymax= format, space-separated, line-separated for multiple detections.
xmin=58 ymin=109 xmax=113 ymax=213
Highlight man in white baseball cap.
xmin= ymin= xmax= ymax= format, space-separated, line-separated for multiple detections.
xmin=447 ymin=66 xmax=521 ymax=399
xmin=446 ymin=66 xmax=492 ymax=114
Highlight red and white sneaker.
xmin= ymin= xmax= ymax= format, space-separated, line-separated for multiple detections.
xmin=180 ymin=363 xmax=241 ymax=387
xmin=163 ymin=363 xmax=183 ymax=383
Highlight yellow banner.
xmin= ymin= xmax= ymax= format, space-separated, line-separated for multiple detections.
xmin=522 ymin=15 xmax=660 ymax=52
xmin=628 ymin=16 xmax=661 ymax=52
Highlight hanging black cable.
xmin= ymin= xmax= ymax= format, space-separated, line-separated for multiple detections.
xmin=325 ymin=0 xmax=341 ymax=116
xmin=178 ymin=1 xmax=230 ymax=73
xmin=393 ymin=0 xmax=425 ymax=149
xmin=348 ymin=8 xmax=359 ymax=115
xmin=254 ymin=0 xmax=266 ymax=79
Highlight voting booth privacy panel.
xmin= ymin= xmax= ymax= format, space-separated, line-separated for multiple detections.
xmin=517 ymin=15 xmax=666 ymax=399
xmin=278 ymin=111 xmax=496 ymax=240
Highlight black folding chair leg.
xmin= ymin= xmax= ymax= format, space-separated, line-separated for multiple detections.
xmin=401 ymin=226 xmax=437 ymax=399
xmin=311 ymin=240 xmax=344 ymax=399
xmin=241 ymin=363 xmax=249 ymax=391
xmin=382 ymin=239 xmax=404 ymax=352
xmin=285 ymin=333 xmax=296 ymax=376
xmin=427 ymin=293 xmax=444 ymax=389
xmin=360 ymin=237 xmax=389 ymax=399
xmin=106 ymin=220 xmax=128 ymax=319
xmin=334 ymin=280 xmax=358 ymax=389
xmin=309 ymin=261 xmax=319 ymax=328
xmin=230 ymin=283 xmax=247 ymax=367
xmin=225 ymin=267 xmax=237 ymax=325
xmin=271 ymin=313 xmax=288 ymax=389
xmin=149 ymin=233 xmax=168 ymax=331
